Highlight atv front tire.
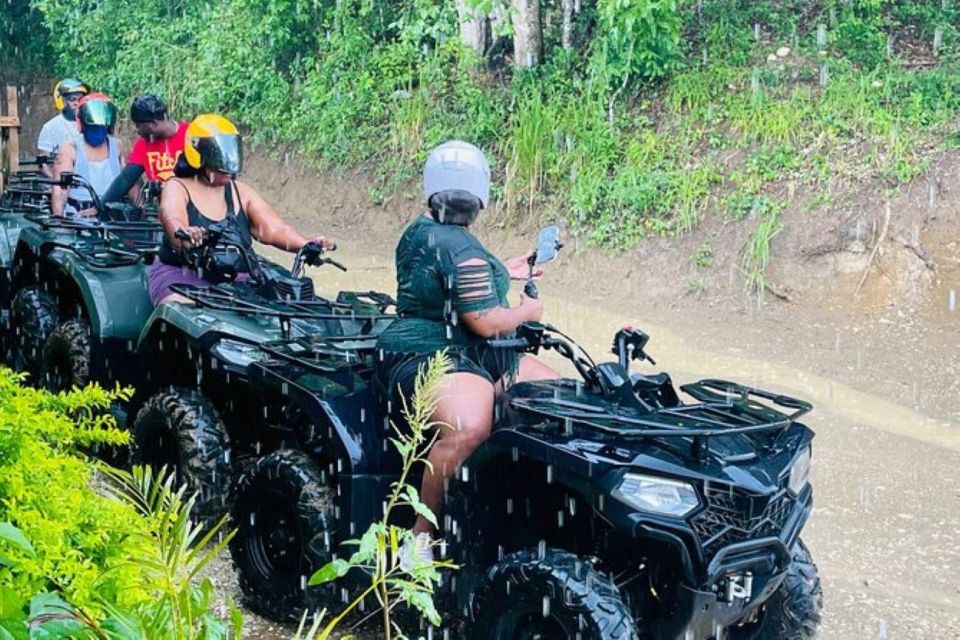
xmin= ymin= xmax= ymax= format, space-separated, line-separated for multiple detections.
xmin=469 ymin=548 xmax=638 ymax=640
xmin=41 ymin=318 xmax=91 ymax=392
xmin=230 ymin=449 xmax=335 ymax=622
xmin=130 ymin=387 xmax=232 ymax=525
xmin=731 ymin=539 xmax=823 ymax=639
xmin=10 ymin=286 xmax=58 ymax=382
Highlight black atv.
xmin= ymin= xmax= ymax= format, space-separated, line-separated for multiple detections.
xmin=3 ymin=171 xmax=162 ymax=395
xmin=217 ymin=228 xmax=822 ymax=639
xmin=127 ymin=225 xmax=395 ymax=524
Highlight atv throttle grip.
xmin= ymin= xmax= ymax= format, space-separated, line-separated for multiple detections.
xmin=524 ymin=280 xmax=539 ymax=299
xmin=487 ymin=337 xmax=529 ymax=349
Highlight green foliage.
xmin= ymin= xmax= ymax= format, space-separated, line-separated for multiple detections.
xmin=741 ymin=198 xmax=784 ymax=299
xmin=65 ymin=466 xmax=241 ymax=640
xmin=0 ymin=370 xmax=148 ymax=612
xmin=0 ymin=369 xmax=235 ymax=638
xmin=308 ymin=353 xmax=456 ymax=639
xmin=591 ymin=0 xmax=685 ymax=84
xmin=22 ymin=0 xmax=960 ymax=284
xmin=0 ymin=2 xmax=51 ymax=77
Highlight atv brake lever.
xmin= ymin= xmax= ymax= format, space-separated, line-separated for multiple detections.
xmin=325 ymin=257 xmax=348 ymax=272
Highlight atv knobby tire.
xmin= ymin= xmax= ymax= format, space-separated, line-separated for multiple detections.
xmin=10 ymin=286 xmax=59 ymax=382
xmin=230 ymin=449 xmax=335 ymax=622
xmin=41 ymin=318 xmax=91 ymax=392
xmin=731 ymin=539 xmax=823 ymax=639
xmin=130 ymin=387 xmax=232 ymax=525
xmin=469 ymin=548 xmax=638 ymax=640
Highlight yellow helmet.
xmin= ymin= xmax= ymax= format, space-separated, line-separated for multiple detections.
xmin=184 ymin=114 xmax=243 ymax=175
xmin=53 ymin=78 xmax=90 ymax=111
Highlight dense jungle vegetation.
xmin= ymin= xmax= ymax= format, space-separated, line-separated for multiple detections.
xmin=7 ymin=1 xmax=960 ymax=284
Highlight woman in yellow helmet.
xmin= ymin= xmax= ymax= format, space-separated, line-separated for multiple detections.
xmin=149 ymin=114 xmax=336 ymax=305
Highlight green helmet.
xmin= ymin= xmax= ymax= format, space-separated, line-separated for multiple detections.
xmin=77 ymin=93 xmax=118 ymax=130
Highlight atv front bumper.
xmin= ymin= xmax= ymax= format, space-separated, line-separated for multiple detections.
xmin=636 ymin=486 xmax=812 ymax=639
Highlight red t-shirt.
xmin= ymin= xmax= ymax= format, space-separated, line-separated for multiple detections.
xmin=128 ymin=121 xmax=189 ymax=182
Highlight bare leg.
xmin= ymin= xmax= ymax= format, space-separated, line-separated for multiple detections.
xmin=514 ymin=354 xmax=560 ymax=382
xmin=414 ymin=372 xmax=495 ymax=535
xmin=157 ymin=293 xmax=195 ymax=305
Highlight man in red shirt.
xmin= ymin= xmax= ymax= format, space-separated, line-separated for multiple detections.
xmin=102 ymin=94 xmax=188 ymax=203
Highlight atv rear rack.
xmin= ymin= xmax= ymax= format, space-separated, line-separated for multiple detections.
xmin=170 ymin=284 xmax=393 ymax=320
xmin=258 ymin=335 xmax=380 ymax=375
xmin=170 ymin=284 xmax=394 ymax=341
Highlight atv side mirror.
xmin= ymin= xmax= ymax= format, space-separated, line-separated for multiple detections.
xmin=533 ymin=226 xmax=562 ymax=265
xmin=524 ymin=227 xmax=564 ymax=299
xmin=612 ymin=326 xmax=655 ymax=372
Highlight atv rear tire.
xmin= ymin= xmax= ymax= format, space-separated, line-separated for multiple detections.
xmin=730 ymin=539 xmax=823 ymax=639
xmin=469 ymin=548 xmax=638 ymax=640
xmin=10 ymin=286 xmax=58 ymax=382
xmin=230 ymin=449 xmax=335 ymax=622
xmin=130 ymin=387 xmax=232 ymax=525
xmin=41 ymin=318 xmax=91 ymax=392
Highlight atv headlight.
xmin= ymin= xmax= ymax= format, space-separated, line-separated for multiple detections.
xmin=788 ymin=446 xmax=811 ymax=496
xmin=612 ymin=473 xmax=700 ymax=518
xmin=211 ymin=339 xmax=265 ymax=368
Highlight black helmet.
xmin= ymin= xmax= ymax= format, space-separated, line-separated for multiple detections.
xmin=130 ymin=94 xmax=168 ymax=124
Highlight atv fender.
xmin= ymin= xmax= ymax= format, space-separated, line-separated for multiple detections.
xmin=13 ymin=228 xmax=153 ymax=340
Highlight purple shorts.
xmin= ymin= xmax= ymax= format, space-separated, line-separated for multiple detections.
xmin=148 ymin=262 xmax=250 ymax=305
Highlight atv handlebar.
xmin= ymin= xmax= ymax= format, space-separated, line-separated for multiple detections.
xmin=489 ymin=322 xmax=600 ymax=387
xmin=291 ymin=241 xmax=345 ymax=278
xmin=36 ymin=172 xmax=105 ymax=217
xmin=18 ymin=154 xmax=55 ymax=168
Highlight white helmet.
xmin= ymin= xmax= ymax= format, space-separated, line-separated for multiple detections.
xmin=423 ymin=140 xmax=490 ymax=208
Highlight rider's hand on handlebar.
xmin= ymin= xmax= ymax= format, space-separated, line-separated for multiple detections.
xmin=307 ymin=235 xmax=337 ymax=251
xmin=76 ymin=207 xmax=98 ymax=218
xmin=518 ymin=291 xmax=544 ymax=323
xmin=175 ymin=225 xmax=206 ymax=248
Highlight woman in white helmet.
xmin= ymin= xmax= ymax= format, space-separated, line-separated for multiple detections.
xmin=376 ymin=140 xmax=558 ymax=566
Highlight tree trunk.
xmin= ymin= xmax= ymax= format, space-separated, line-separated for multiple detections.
xmin=511 ymin=0 xmax=543 ymax=67
xmin=561 ymin=0 xmax=574 ymax=50
xmin=456 ymin=0 xmax=489 ymax=56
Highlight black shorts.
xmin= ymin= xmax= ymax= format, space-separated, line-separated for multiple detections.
xmin=375 ymin=345 xmax=519 ymax=416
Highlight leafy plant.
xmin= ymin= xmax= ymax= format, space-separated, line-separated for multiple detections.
xmin=0 ymin=370 xmax=236 ymax=639
xmin=308 ymin=352 xmax=456 ymax=640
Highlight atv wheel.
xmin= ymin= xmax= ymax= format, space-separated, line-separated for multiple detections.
xmin=130 ymin=387 xmax=232 ymax=525
xmin=230 ymin=449 xmax=335 ymax=622
xmin=41 ymin=318 xmax=91 ymax=392
xmin=730 ymin=540 xmax=823 ymax=640
xmin=469 ymin=548 xmax=638 ymax=640
xmin=10 ymin=286 xmax=59 ymax=382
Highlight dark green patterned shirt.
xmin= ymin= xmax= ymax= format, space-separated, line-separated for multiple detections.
xmin=377 ymin=215 xmax=511 ymax=354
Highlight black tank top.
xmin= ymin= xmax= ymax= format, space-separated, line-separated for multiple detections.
xmin=158 ymin=179 xmax=253 ymax=266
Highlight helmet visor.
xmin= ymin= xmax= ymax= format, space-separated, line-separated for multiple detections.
xmin=80 ymin=101 xmax=117 ymax=127
xmin=197 ymin=134 xmax=243 ymax=174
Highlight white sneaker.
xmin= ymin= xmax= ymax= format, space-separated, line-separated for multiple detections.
xmin=399 ymin=532 xmax=435 ymax=572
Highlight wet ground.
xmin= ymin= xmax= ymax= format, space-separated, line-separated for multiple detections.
xmin=210 ymin=247 xmax=959 ymax=639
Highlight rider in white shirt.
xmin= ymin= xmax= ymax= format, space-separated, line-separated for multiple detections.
xmin=36 ymin=78 xmax=90 ymax=177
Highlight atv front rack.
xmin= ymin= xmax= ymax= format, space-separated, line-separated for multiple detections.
xmin=511 ymin=378 xmax=811 ymax=461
